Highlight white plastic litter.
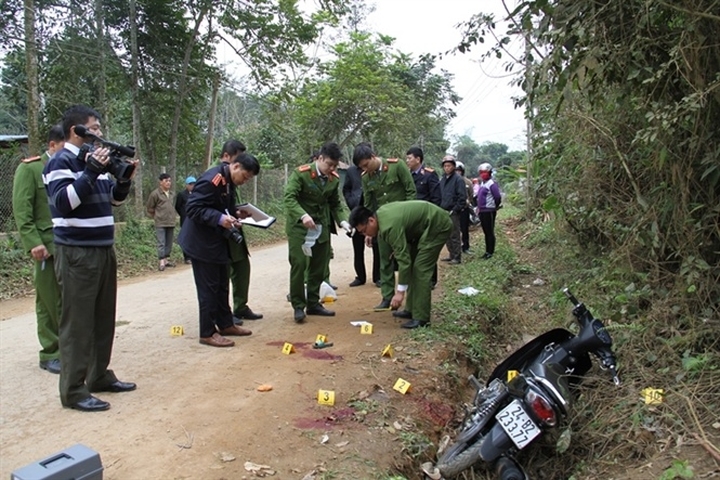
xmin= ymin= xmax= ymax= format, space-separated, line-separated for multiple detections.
xmin=319 ymin=281 xmax=337 ymax=301
xmin=350 ymin=321 xmax=372 ymax=327
xmin=301 ymin=225 xmax=322 ymax=256
xmin=458 ymin=286 xmax=480 ymax=296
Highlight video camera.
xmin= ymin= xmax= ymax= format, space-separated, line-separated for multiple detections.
xmin=74 ymin=124 xmax=136 ymax=182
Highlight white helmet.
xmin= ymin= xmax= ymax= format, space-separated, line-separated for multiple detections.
xmin=478 ymin=162 xmax=492 ymax=172
xmin=455 ymin=161 xmax=465 ymax=171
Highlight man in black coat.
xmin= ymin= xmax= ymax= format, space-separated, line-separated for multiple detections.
xmin=342 ymin=164 xmax=379 ymax=287
xmin=174 ymin=175 xmax=195 ymax=263
xmin=439 ymin=155 xmax=467 ymax=264
xmin=177 ymin=153 xmax=260 ymax=347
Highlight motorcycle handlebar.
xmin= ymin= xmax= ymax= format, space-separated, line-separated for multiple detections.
xmin=562 ymin=287 xmax=580 ymax=307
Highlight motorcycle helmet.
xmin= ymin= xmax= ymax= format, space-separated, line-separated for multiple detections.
xmin=455 ymin=161 xmax=465 ymax=172
xmin=478 ymin=162 xmax=492 ymax=173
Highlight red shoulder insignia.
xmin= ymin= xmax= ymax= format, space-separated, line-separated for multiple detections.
xmin=298 ymin=164 xmax=312 ymax=172
xmin=311 ymin=170 xmax=317 ymax=179
xmin=330 ymin=171 xmax=340 ymax=179
xmin=211 ymin=173 xmax=225 ymax=186
xmin=387 ymin=158 xmax=398 ymax=163
xmin=21 ymin=156 xmax=41 ymax=163
xmin=424 ymin=166 xmax=435 ymax=173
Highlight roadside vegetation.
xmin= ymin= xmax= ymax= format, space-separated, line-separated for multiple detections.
xmin=0 ymin=200 xmax=287 ymax=300
xmin=388 ymin=196 xmax=719 ymax=479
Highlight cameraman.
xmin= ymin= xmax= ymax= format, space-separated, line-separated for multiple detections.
xmin=178 ymin=152 xmax=260 ymax=347
xmin=42 ymin=105 xmax=138 ymax=412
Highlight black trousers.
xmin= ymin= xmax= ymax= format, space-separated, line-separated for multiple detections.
xmin=479 ymin=211 xmax=498 ymax=254
xmin=190 ymin=258 xmax=234 ymax=338
xmin=351 ymin=230 xmax=379 ymax=283
xmin=460 ymin=207 xmax=471 ymax=251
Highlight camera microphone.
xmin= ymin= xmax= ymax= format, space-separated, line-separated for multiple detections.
xmin=73 ymin=125 xmax=136 ymax=158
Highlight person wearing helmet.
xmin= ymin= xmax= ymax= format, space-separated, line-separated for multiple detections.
xmin=476 ymin=163 xmax=502 ymax=259
xmin=455 ymin=161 xmax=475 ymax=254
xmin=175 ymin=175 xmax=196 ymax=264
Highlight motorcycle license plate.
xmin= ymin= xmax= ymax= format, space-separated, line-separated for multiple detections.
xmin=496 ymin=400 xmax=542 ymax=450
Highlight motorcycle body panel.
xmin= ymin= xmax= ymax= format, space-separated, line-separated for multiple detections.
xmin=487 ymin=329 xmax=573 ymax=384
xmin=479 ymin=422 xmax=517 ymax=462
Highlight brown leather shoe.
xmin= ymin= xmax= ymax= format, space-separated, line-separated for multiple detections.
xmin=217 ymin=325 xmax=252 ymax=337
xmin=199 ymin=333 xmax=235 ymax=347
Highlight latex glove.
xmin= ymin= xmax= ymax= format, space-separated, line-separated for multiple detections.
xmin=340 ymin=220 xmax=351 ymax=233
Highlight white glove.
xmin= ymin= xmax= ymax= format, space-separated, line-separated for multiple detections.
xmin=340 ymin=220 xmax=351 ymax=233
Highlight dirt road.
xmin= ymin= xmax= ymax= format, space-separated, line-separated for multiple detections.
xmin=0 ymin=234 xmax=446 ymax=479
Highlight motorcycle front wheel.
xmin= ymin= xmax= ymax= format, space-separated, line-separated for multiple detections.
xmin=436 ymin=437 xmax=486 ymax=479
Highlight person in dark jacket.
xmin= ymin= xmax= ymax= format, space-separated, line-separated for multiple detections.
xmin=174 ymin=176 xmax=195 ymax=263
xmin=405 ymin=146 xmax=441 ymax=206
xmin=439 ymin=155 xmax=466 ymax=264
xmin=342 ymin=164 xmax=379 ymax=287
xmin=177 ymin=153 xmax=260 ymax=347
xmin=43 ymin=105 xmax=138 ymax=412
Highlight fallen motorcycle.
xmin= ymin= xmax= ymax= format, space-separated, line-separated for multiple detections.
xmin=435 ymin=288 xmax=620 ymax=479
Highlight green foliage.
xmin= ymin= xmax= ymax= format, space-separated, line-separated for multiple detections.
xmin=398 ymin=430 xmax=433 ymax=459
xmin=0 ymin=233 xmax=33 ymax=300
xmin=416 ymin=222 xmax=517 ymax=364
xmin=659 ymin=460 xmax=694 ymax=480
xmin=456 ymin=0 xmax=720 ymax=319
xmin=287 ymin=32 xmax=457 ymax=158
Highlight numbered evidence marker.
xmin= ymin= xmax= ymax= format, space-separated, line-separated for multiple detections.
xmin=360 ymin=323 xmax=373 ymax=335
xmin=507 ymin=370 xmax=519 ymax=382
xmin=316 ymin=334 xmax=328 ymax=344
xmin=642 ymin=387 xmax=664 ymax=405
xmin=317 ymin=389 xmax=335 ymax=406
xmin=381 ymin=344 xmax=393 ymax=358
xmin=170 ymin=325 xmax=184 ymax=336
xmin=393 ymin=378 xmax=411 ymax=394
xmin=282 ymin=342 xmax=296 ymax=355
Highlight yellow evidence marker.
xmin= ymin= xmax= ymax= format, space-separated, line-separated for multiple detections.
xmin=381 ymin=344 xmax=394 ymax=358
xmin=316 ymin=334 xmax=328 ymax=344
xmin=361 ymin=323 xmax=373 ymax=335
xmin=642 ymin=387 xmax=664 ymax=405
xmin=507 ymin=370 xmax=519 ymax=382
xmin=393 ymin=378 xmax=411 ymax=394
xmin=317 ymin=389 xmax=335 ymax=406
xmin=282 ymin=342 xmax=296 ymax=355
xmin=170 ymin=325 xmax=184 ymax=336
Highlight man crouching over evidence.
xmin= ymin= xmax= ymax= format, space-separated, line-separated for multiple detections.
xmin=178 ymin=150 xmax=260 ymax=347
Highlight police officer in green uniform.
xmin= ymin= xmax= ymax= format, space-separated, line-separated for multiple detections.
xmin=352 ymin=142 xmax=416 ymax=309
xmin=349 ymin=201 xmax=452 ymax=329
xmin=284 ymin=142 xmax=350 ymax=323
xmin=216 ymin=140 xmax=263 ymax=324
xmin=11 ymin=125 xmax=64 ymax=374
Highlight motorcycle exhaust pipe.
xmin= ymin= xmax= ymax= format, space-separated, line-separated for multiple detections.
xmin=496 ymin=456 xmax=529 ymax=480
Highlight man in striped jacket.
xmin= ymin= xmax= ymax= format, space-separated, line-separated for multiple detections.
xmin=43 ymin=105 xmax=138 ymax=412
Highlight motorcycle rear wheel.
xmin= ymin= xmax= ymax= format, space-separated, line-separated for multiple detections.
xmin=436 ymin=437 xmax=486 ymax=479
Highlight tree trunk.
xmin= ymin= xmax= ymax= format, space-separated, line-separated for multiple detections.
xmin=204 ymin=74 xmax=220 ymax=170
xmin=129 ymin=0 xmax=143 ymax=212
xmin=168 ymin=5 xmax=210 ymax=180
xmin=95 ymin=0 xmax=108 ymax=129
xmin=23 ymin=0 xmax=41 ymax=156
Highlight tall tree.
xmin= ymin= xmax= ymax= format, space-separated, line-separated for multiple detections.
xmin=457 ymin=0 xmax=720 ymax=307
xmin=289 ymin=32 xmax=458 ymax=158
xmin=23 ymin=0 xmax=40 ymax=155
